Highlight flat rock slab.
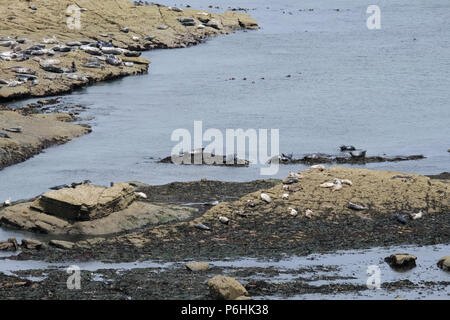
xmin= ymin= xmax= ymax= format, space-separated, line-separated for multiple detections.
xmin=0 ymin=200 xmax=195 ymax=236
xmin=31 ymin=183 xmax=136 ymax=221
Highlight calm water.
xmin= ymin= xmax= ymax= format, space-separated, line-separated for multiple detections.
xmin=1 ymin=0 xmax=449 ymax=202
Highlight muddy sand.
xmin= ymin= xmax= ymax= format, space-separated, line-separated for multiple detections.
xmin=0 ymin=0 xmax=258 ymax=101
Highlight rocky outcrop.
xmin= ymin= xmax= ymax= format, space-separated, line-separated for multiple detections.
xmin=207 ymin=276 xmax=248 ymax=300
xmin=0 ymin=183 xmax=196 ymax=235
xmin=30 ymin=183 xmax=136 ymax=221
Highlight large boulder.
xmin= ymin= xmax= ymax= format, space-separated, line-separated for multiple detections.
xmin=207 ymin=276 xmax=248 ymax=300
xmin=437 ymin=256 xmax=450 ymax=271
xmin=31 ymin=183 xmax=136 ymax=221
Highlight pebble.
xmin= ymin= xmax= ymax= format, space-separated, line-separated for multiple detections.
xmin=281 ymin=193 xmax=289 ymax=200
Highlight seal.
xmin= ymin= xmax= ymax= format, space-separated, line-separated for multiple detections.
xmin=349 ymin=150 xmax=367 ymax=158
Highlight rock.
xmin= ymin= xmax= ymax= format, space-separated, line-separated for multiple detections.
xmin=0 ymin=238 xmax=19 ymax=251
xmin=207 ymin=276 xmax=248 ymax=300
xmin=385 ymin=254 xmax=417 ymax=270
xmin=235 ymin=295 xmax=252 ymax=300
xmin=49 ymin=239 xmax=74 ymax=249
xmin=437 ymin=256 xmax=450 ymax=271
xmin=157 ymin=24 xmax=169 ymax=30
xmin=186 ymin=262 xmax=210 ymax=272
xmin=21 ymin=238 xmax=43 ymax=250
xmin=30 ymin=183 xmax=136 ymax=221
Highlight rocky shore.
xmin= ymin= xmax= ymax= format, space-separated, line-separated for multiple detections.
xmin=0 ymin=167 xmax=448 ymax=299
xmin=0 ymin=0 xmax=258 ymax=101
xmin=1 ymin=167 xmax=447 ymax=264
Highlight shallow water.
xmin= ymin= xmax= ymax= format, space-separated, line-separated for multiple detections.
xmin=1 ymin=243 xmax=449 ymax=299
xmin=1 ymin=0 xmax=449 ymax=204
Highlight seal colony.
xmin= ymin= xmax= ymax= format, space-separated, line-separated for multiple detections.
xmin=1 ymin=167 xmax=448 ymax=263
xmin=0 ymin=0 xmax=258 ymax=101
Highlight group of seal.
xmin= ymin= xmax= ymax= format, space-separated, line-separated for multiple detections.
xmin=0 ymin=34 xmax=144 ymax=89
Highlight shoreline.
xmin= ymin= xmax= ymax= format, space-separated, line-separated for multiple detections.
xmin=0 ymin=0 xmax=258 ymax=102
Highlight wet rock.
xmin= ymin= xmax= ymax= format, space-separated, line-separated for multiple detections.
xmin=159 ymin=152 xmax=249 ymax=167
xmin=21 ymin=238 xmax=43 ymax=250
xmin=208 ymin=276 xmax=248 ymax=300
xmin=186 ymin=262 xmax=210 ymax=272
xmin=385 ymin=254 xmax=417 ymax=270
xmin=31 ymin=183 xmax=136 ymax=221
xmin=437 ymin=256 xmax=450 ymax=271
xmin=271 ymin=152 xmax=425 ymax=165
xmin=49 ymin=239 xmax=74 ymax=250
xmin=0 ymin=238 xmax=19 ymax=251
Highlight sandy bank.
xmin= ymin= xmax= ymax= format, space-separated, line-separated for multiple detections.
xmin=0 ymin=109 xmax=91 ymax=170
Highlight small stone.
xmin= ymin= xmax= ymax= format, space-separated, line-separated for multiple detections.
xmin=207 ymin=276 xmax=248 ymax=300
xmin=186 ymin=262 xmax=210 ymax=272
xmin=281 ymin=193 xmax=289 ymax=200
